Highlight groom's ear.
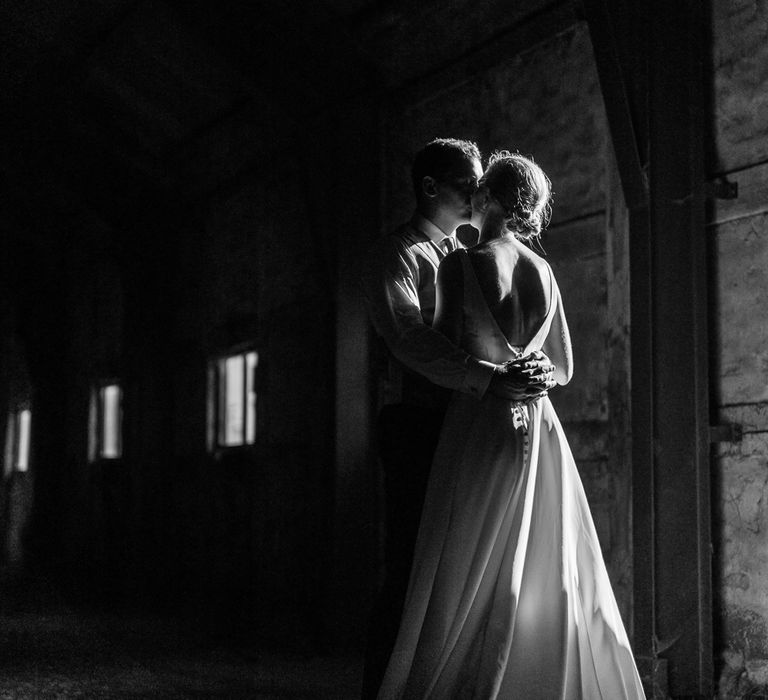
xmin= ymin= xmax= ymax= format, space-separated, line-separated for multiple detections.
xmin=422 ymin=175 xmax=438 ymax=199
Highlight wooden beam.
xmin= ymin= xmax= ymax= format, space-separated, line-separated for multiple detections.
xmin=585 ymin=0 xmax=713 ymax=694
xmin=393 ymin=1 xmax=580 ymax=108
xmin=580 ymin=0 xmax=648 ymax=210
xmin=581 ymin=3 xmax=656 ymax=685
xmin=647 ymin=1 xmax=712 ymax=692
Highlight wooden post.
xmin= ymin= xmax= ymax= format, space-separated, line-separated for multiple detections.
xmin=584 ymin=0 xmax=713 ymax=694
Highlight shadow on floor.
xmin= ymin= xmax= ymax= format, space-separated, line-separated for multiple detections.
xmin=0 ymin=570 xmax=363 ymax=698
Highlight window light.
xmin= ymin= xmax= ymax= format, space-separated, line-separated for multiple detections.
xmin=210 ymin=349 xmax=258 ymax=449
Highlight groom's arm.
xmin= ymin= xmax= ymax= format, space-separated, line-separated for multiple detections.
xmin=360 ymin=237 xmax=495 ymax=398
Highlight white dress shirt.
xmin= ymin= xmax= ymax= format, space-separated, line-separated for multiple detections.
xmin=360 ymin=213 xmax=495 ymax=408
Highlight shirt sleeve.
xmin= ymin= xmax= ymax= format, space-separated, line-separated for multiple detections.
xmin=359 ymin=236 xmax=495 ymax=397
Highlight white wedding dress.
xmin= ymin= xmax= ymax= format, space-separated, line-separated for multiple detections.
xmin=378 ymin=251 xmax=645 ymax=699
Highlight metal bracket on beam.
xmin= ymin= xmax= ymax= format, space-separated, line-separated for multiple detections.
xmin=704 ymin=179 xmax=738 ymax=200
xmin=709 ymin=423 xmax=743 ymax=443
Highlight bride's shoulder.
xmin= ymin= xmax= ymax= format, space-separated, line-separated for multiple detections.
xmin=516 ymin=242 xmax=550 ymax=273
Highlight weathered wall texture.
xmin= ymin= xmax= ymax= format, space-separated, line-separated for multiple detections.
xmin=379 ymin=23 xmax=635 ymax=624
xmin=711 ymin=0 xmax=768 ymax=696
xmin=711 ymin=0 xmax=768 ymax=174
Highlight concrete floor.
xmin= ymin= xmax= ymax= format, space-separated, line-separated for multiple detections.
xmin=0 ymin=573 xmax=363 ymax=699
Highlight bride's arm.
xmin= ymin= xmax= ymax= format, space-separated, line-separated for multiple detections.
xmin=433 ymin=251 xmax=464 ymax=346
xmin=542 ymin=275 xmax=573 ymax=385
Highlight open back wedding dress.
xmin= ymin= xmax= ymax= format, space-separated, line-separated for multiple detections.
xmin=377 ymin=250 xmax=645 ymax=699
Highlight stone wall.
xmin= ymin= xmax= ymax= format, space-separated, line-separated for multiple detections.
xmin=710 ymin=1 xmax=768 ymax=696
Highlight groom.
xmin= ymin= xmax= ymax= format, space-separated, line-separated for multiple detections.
xmin=359 ymin=138 xmax=554 ymax=697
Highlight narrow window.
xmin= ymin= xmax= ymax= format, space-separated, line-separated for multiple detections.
xmin=209 ymin=349 xmax=258 ymax=449
xmin=101 ymin=384 xmax=122 ymax=458
xmin=5 ymin=407 xmax=31 ymax=474
xmin=89 ymin=383 xmax=123 ymax=460
xmin=15 ymin=410 xmax=31 ymax=471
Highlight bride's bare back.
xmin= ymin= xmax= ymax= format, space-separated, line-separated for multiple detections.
xmin=466 ymin=237 xmax=551 ymax=347
xmin=434 ymin=237 xmax=572 ymax=386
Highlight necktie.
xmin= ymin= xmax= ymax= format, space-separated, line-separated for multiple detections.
xmin=441 ymin=237 xmax=457 ymax=254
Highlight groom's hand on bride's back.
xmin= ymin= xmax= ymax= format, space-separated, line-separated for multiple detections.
xmin=488 ymin=351 xmax=556 ymax=401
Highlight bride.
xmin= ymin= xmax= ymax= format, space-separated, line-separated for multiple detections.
xmin=376 ymin=151 xmax=645 ymax=699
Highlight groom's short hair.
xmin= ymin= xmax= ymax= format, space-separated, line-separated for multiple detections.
xmin=411 ymin=138 xmax=481 ymax=198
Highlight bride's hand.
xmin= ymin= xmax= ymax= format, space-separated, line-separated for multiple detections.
xmin=487 ymin=352 xmax=556 ymax=401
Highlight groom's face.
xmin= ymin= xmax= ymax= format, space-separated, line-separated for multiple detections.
xmin=434 ymin=156 xmax=483 ymax=227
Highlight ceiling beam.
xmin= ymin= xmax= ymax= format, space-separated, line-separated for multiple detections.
xmin=391 ymin=1 xmax=580 ymax=108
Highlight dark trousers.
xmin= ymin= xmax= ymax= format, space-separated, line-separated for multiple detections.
xmin=361 ymin=403 xmax=446 ymax=699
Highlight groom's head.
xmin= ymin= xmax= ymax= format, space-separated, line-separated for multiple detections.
xmin=412 ymin=138 xmax=482 ymax=231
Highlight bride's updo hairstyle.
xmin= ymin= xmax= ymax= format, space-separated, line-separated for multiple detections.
xmin=481 ymin=151 xmax=552 ymax=240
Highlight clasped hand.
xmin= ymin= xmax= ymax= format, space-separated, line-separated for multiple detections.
xmin=488 ymin=350 xmax=556 ymax=402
